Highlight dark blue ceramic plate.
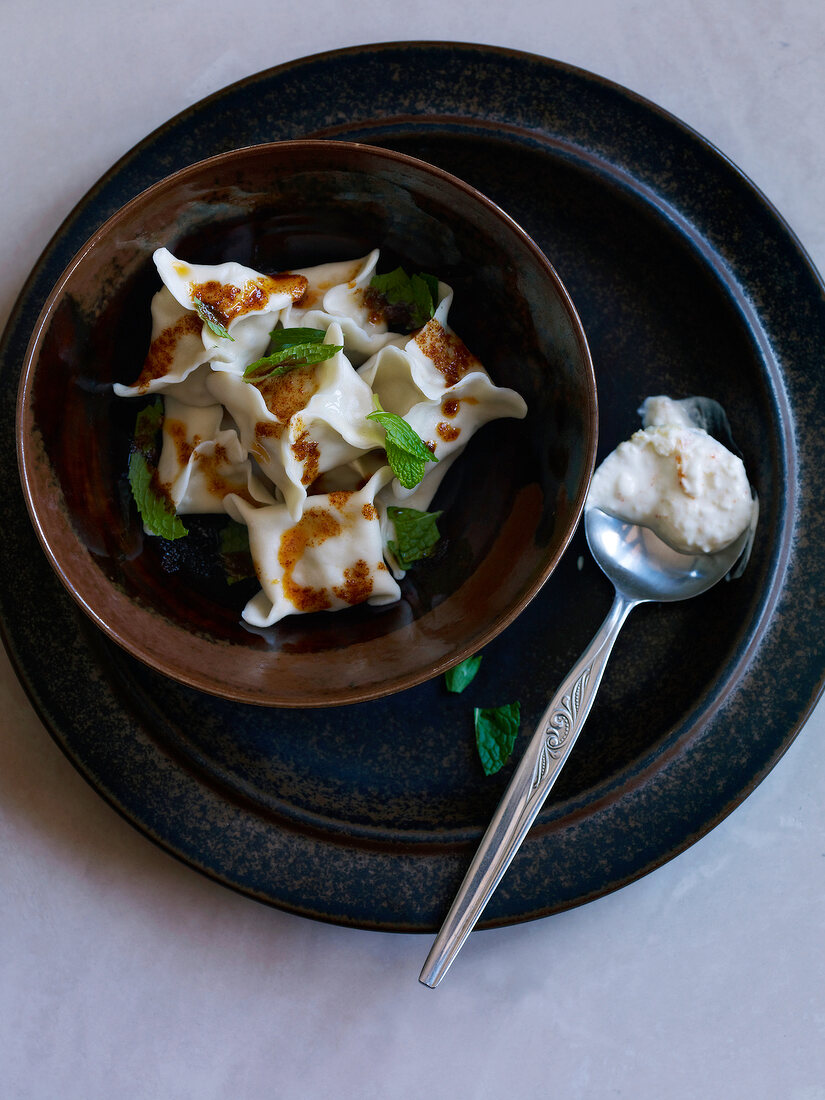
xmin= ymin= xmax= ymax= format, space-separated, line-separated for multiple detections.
xmin=3 ymin=43 xmax=824 ymax=931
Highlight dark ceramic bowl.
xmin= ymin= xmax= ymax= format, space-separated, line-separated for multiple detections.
xmin=16 ymin=140 xmax=596 ymax=707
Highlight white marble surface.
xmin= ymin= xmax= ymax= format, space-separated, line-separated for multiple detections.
xmin=2 ymin=2 xmax=825 ymax=1097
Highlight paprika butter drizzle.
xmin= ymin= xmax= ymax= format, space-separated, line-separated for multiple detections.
xmin=414 ymin=318 xmax=481 ymax=387
xmin=361 ymin=284 xmax=410 ymax=330
xmin=135 ymin=313 xmax=203 ymax=392
xmin=436 ymin=394 xmax=477 ymax=443
xmin=436 ymin=421 xmax=461 ymax=443
xmin=191 ymin=272 xmax=307 ymax=331
xmin=165 ymin=417 xmax=198 ymax=467
xmin=278 ymin=506 xmax=339 ymax=614
xmin=164 ymin=418 xmax=260 ymax=506
xmin=276 ymin=494 xmax=380 ymax=613
xmin=252 ymin=364 xmax=322 ymax=446
xmin=291 ymin=428 xmax=321 ymax=487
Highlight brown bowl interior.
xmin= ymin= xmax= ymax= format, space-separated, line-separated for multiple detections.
xmin=17 ymin=141 xmax=596 ymax=707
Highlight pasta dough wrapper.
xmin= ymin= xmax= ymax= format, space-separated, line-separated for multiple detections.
xmin=225 ymin=467 xmax=400 ymax=627
xmin=113 ymin=288 xmax=210 ymax=398
xmin=206 ymin=323 xmax=384 ymax=519
xmin=279 ymin=250 xmax=427 ymax=363
xmin=360 ymin=311 xmax=527 ymax=506
xmin=157 ymin=397 xmax=277 ymax=514
xmin=154 ymin=247 xmax=307 ymax=373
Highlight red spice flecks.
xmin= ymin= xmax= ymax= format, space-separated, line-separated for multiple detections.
xmin=327 ymin=491 xmax=354 ymax=512
xmin=252 ymin=362 xmax=320 ymax=420
xmin=278 ymin=507 xmax=341 ymax=612
xmin=291 ymin=429 xmax=320 ymax=487
xmin=164 ymin=418 xmax=196 ymax=466
xmin=134 ymin=313 xmax=203 ymax=391
xmin=436 ymin=421 xmax=461 ymax=443
xmin=191 ymin=272 xmax=308 ymax=329
xmin=675 ymin=452 xmax=697 ymax=498
xmin=192 ymin=443 xmax=258 ymax=505
xmin=414 ymin=318 xmax=481 ymax=387
xmin=332 ymin=559 xmax=373 ymax=605
xmin=361 ymin=502 xmax=377 ymax=521
xmin=254 ymin=421 xmax=285 ymax=454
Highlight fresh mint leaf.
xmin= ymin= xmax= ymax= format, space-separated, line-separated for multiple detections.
xmin=128 ymin=450 xmax=188 ymax=540
xmin=367 ymin=397 xmax=437 ymax=490
xmin=369 ymin=267 xmax=438 ymax=331
xmin=193 ymin=298 xmax=234 ymax=342
xmin=367 ymin=399 xmax=436 ymax=460
xmin=419 ymin=272 xmax=439 ymax=304
xmin=220 ymin=519 xmax=251 ymax=554
xmin=408 ymin=274 xmax=436 ymax=326
xmin=132 ymin=399 xmax=164 ymax=455
xmin=220 ymin=520 xmax=255 ymax=585
xmin=384 ymin=441 xmax=427 ymax=489
xmin=445 ymin=654 xmax=482 ymax=694
xmin=127 ymin=400 xmax=188 ymax=540
xmin=386 ymin=505 xmax=442 ymax=569
xmin=475 ymin=702 xmax=521 ymax=776
xmin=243 ymin=335 xmax=342 ymax=382
xmin=268 ymin=327 xmax=327 ymax=350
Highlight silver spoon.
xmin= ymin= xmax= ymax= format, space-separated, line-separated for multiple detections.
xmin=419 ymin=504 xmax=753 ymax=988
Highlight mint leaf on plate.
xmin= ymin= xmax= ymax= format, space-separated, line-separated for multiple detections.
xmin=445 ymin=654 xmax=482 ymax=694
xmin=475 ymin=702 xmax=521 ymax=776
xmin=268 ymin=327 xmax=327 ymax=350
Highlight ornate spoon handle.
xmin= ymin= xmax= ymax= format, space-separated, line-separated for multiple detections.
xmin=419 ymin=590 xmax=639 ymax=988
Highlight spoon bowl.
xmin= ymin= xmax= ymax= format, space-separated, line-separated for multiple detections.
xmin=420 ymin=503 xmax=755 ymax=987
xmin=586 ymin=507 xmax=751 ymax=604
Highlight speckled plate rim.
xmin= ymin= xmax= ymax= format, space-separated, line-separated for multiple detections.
xmin=1 ymin=42 xmax=824 ymax=931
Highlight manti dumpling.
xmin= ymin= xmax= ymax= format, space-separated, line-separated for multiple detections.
xmin=278 ymin=250 xmax=448 ymax=363
xmin=359 ymin=294 xmax=527 ymax=510
xmin=113 ymin=286 xmax=211 ymax=399
xmin=115 ymin=248 xmax=309 ymax=398
xmin=205 ymin=323 xmax=384 ymax=519
xmin=156 ymin=397 xmax=277 ymax=514
xmin=224 ymin=468 xmax=400 ymax=627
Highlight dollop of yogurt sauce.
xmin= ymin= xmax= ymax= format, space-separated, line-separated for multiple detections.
xmin=586 ymin=395 xmax=756 ymax=554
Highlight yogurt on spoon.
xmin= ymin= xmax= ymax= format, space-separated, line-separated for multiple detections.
xmin=587 ymin=395 xmax=756 ymax=555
